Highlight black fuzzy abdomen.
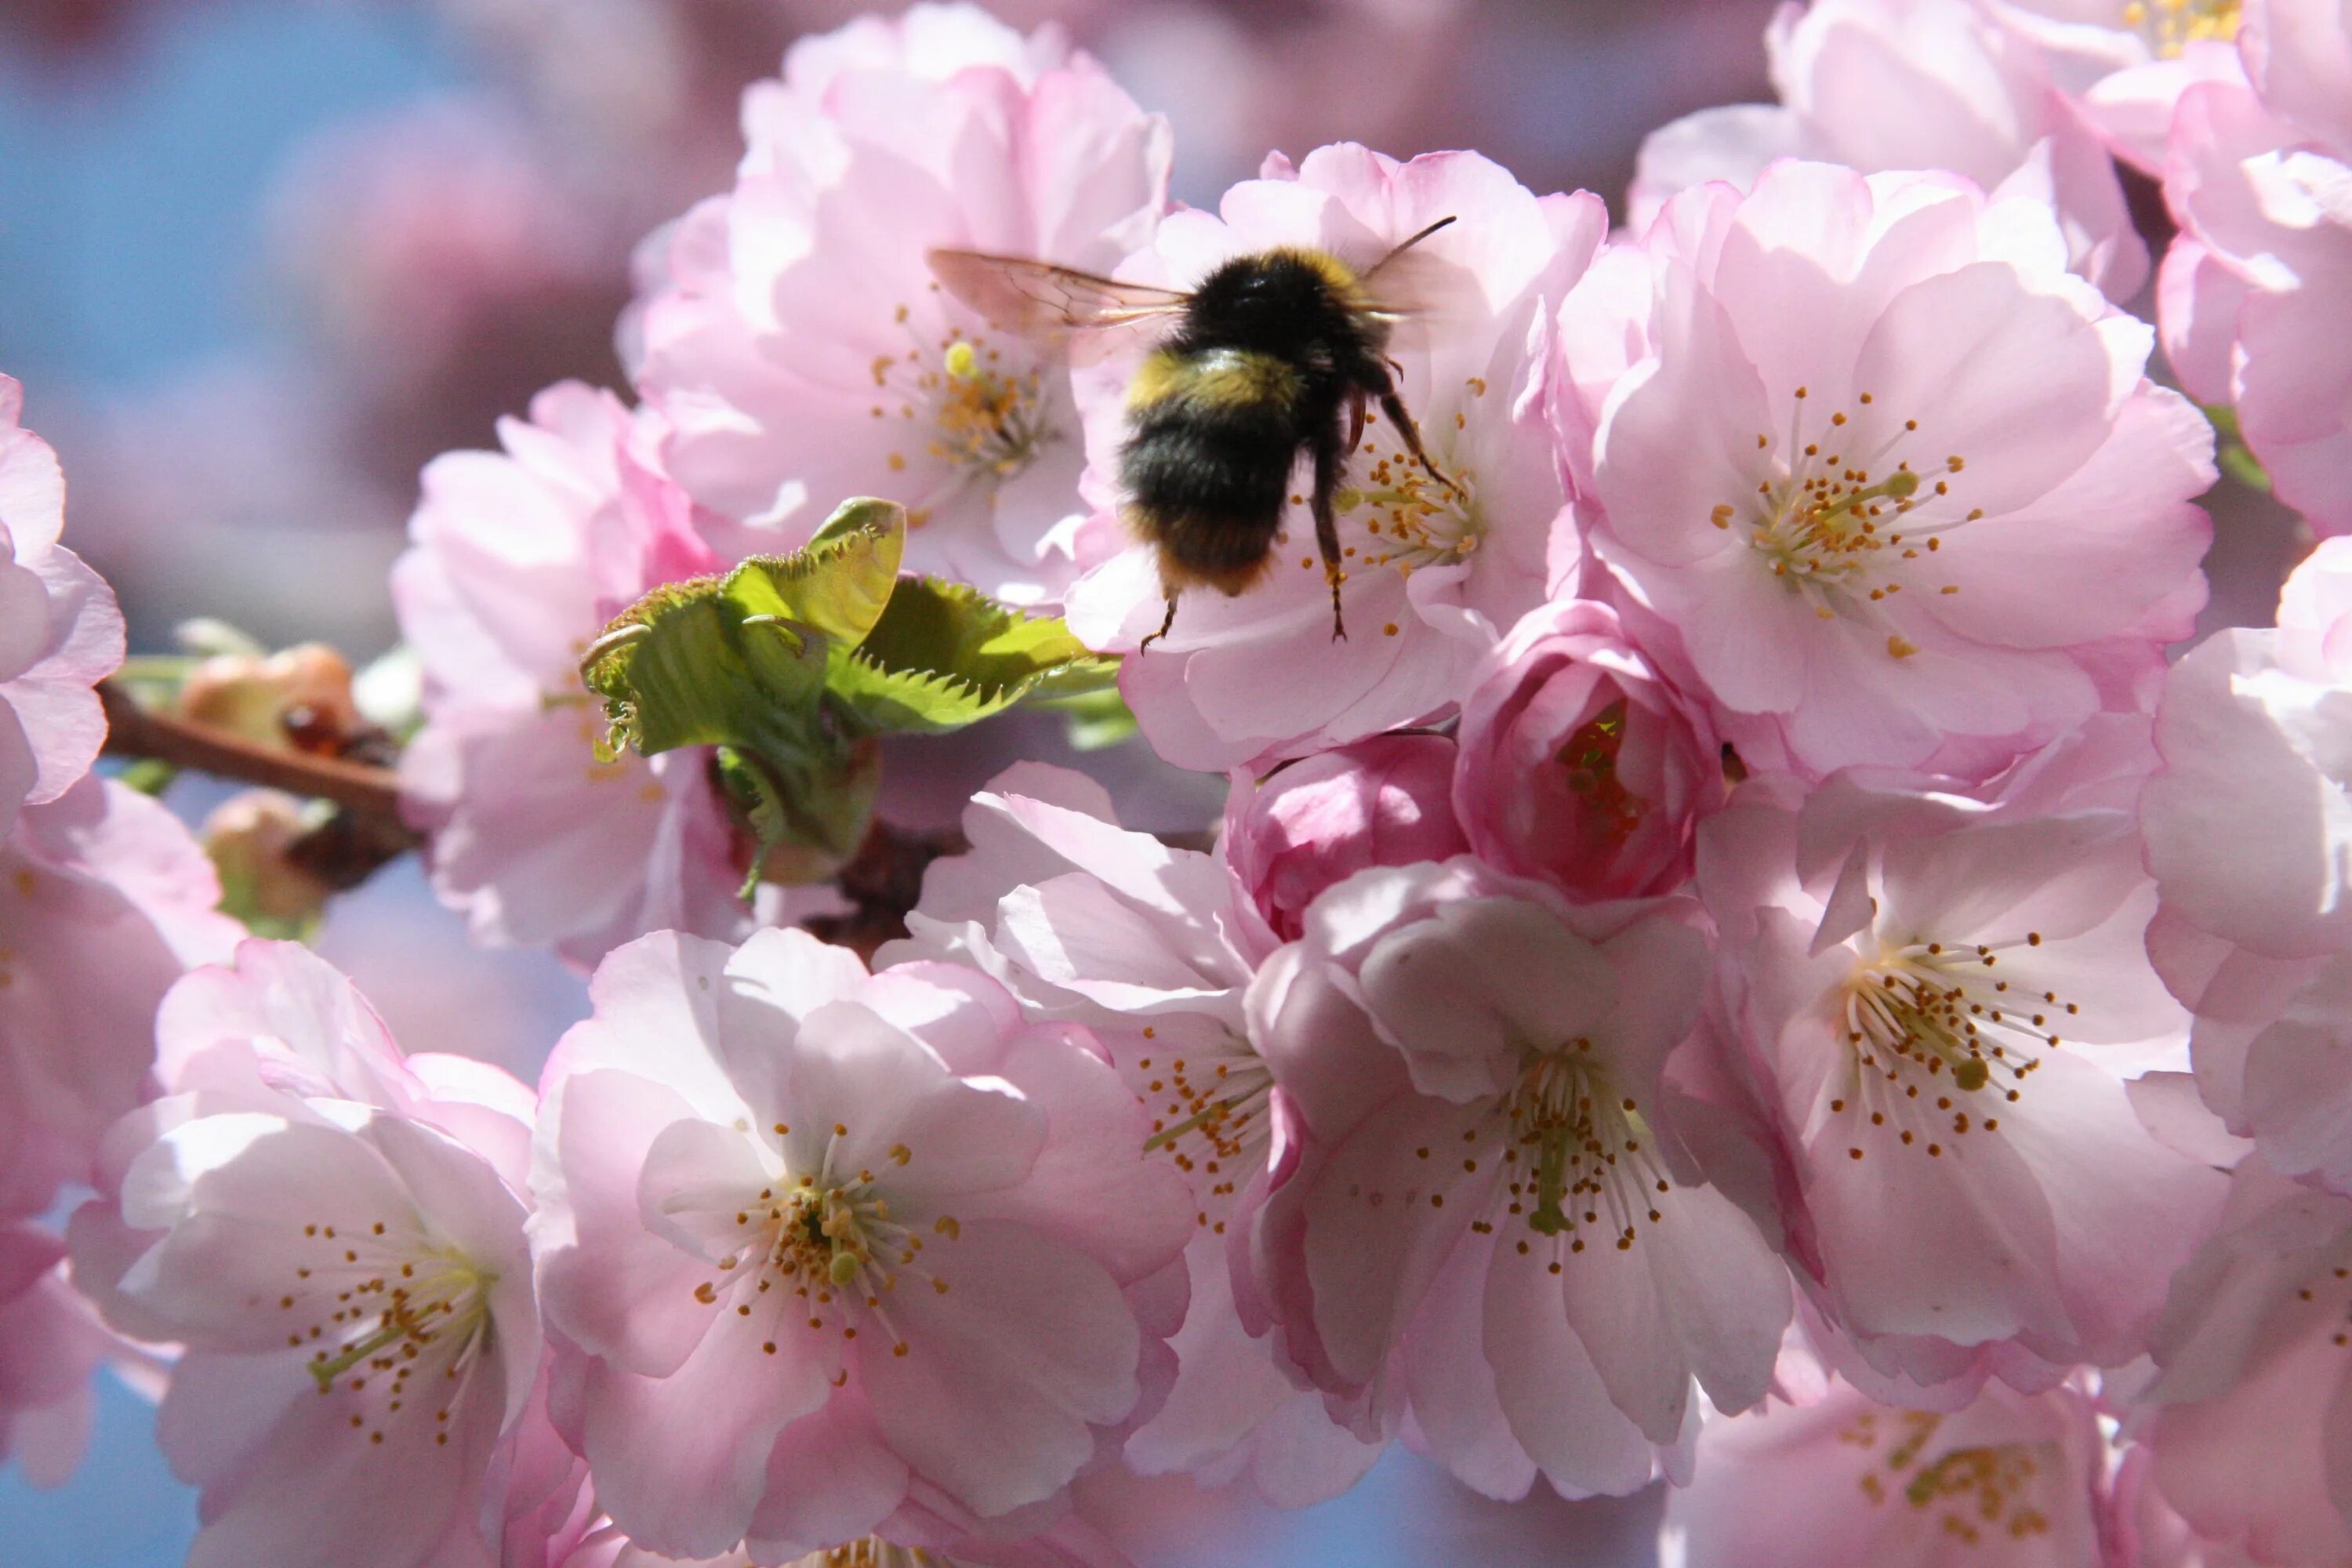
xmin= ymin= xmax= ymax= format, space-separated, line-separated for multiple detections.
xmin=1120 ymin=394 xmax=1302 ymax=593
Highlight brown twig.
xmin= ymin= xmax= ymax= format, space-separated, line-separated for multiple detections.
xmin=100 ymin=681 xmax=412 ymax=824
xmin=99 ymin=678 xmax=424 ymax=889
xmin=100 ymin=677 xmax=1219 ymax=954
xmin=804 ymin=818 xmax=969 ymax=961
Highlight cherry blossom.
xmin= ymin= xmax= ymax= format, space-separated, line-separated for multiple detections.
xmin=529 ymin=927 xmax=1192 ymax=1561
xmin=1995 ymin=0 xmax=2251 ymax=169
xmin=0 ymin=776 xmax=241 ymax=1218
xmin=880 ymin=763 xmax=1386 ymax=1505
xmin=1248 ymin=859 xmax=1790 ymax=1500
xmin=0 ymin=1224 xmax=133 ymax=1487
xmin=33 ymin=0 xmax=2352 ymax=1555
xmin=2125 ymin=1156 xmax=2352 ymax=1566
xmin=1453 ymin=597 xmax=1724 ymax=902
xmin=1062 ymin=143 xmax=1608 ymax=771
xmin=2107 ymin=1437 xmax=2278 ymax=1568
xmin=633 ymin=3 xmax=1170 ymax=606
xmin=1223 ymin=734 xmax=1468 ymax=949
xmin=2145 ymin=533 xmax=2352 ymax=960
xmin=1631 ymin=0 xmax=2149 ymax=298
xmin=546 ymin=1530 xmax=1112 ymax=1568
xmin=2144 ymin=537 xmax=2352 ymax=1192
xmin=1697 ymin=775 xmax=2227 ymax=1399
xmin=1662 ymin=1371 xmax=2107 ymax=1566
xmin=522 ymin=1480 xmax=1131 ymax=1568
xmin=394 ymin=379 xmax=777 ymax=969
xmin=0 ymin=373 xmax=123 ymax=837
xmin=1566 ymin=160 xmax=2213 ymax=782
xmin=773 ymin=2 xmax=1077 ymax=95
xmin=67 ymin=940 xmax=543 ymax=1568
xmin=2160 ymin=0 xmax=2352 ymax=535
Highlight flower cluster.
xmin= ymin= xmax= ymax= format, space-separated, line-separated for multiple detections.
xmin=18 ymin=2 xmax=2352 ymax=1566
xmin=0 ymin=378 xmax=242 ymax=1484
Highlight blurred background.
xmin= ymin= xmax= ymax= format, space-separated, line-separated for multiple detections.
xmin=0 ymin=0 xmax=2299 ymax=1563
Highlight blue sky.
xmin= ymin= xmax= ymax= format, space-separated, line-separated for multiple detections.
xmin=0 ymin=1 xmax=463 ymax=398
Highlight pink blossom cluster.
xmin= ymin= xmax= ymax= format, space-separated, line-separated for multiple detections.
xmin=0 ymin=376 xmax=243 ymax=1485
xmin=17 ymin=2 xmax=2352 ymax=1566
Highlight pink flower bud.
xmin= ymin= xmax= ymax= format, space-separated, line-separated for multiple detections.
xmin=1223 ymin=734 xmax=1467 ymax=946
xmin=1454 ymin=597 xmax=1721 ymax=902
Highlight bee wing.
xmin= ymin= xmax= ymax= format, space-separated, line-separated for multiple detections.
xmin=927 ymin=249 xmax=1190 ymax=351
xmin=1355 ymin=217 xmax=1479 ymax=355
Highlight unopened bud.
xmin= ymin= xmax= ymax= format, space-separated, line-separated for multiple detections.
xmin=177 ymin=644 xmax=363 ymax=754
xmin=204 ymin=790 xmax=336 ymax=936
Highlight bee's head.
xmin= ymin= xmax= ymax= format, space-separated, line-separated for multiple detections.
xmin=1187 ymin=249 xmax=1365 ymax=356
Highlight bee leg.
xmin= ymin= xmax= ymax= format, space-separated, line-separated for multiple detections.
xmin=1345 ymin=388 xmax=1367 ymax=453
xmin=1138 ymin=592 xmax=1178 ymax=655
xmin=1310 ymin=421 xmax=1348 ymax=641
xmin=1377 ymin=388 xmax=1468 ymax=503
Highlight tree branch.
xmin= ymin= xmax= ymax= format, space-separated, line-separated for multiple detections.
xmin=100 ymin=677 xmax=425 ymax=890
xmin=99 ymin=680 xmax=412 ymax=825
xmin=98 ymin=677 xmax=1218 ymax=956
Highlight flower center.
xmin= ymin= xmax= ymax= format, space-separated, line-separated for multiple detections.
xmin=1842 ymin=1410 xmax=2059 ymax=1543
xmin=1136 ymin=1025 xmax=1275 ymax=1237
xmin=688 ymin=1121 xmax=956 ymax=1363
xmin=786 ymin=1541 xmax=956 ymax=1568
xmin=2121 ymin=0 xmax=2241 ymax=55
xmin=1556 ymin=699 xmax=1646 ymax=846
xmin=1723 ymin=388 xmax=1975 ymax=660
xmin=1497 ymin=1039 xmax=1671 ymax=1251
xmin=1831 ymin=933 xmax=2075 ymax=1160
xmin=281 ymin=1217 xmax=497 ymax=1452
xmin=871 ymin=299 xmax=1058 ymax=508
xmin=1338 ymin=403 xmax=1483 ymax=580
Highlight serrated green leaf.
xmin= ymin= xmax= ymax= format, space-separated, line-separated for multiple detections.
xmin=721 ymin=498 xmax=906 ymax=648
xmin=827 ymin=576 xmax=1117 ymax=734
xmin=582 ymin=590 xmax=829 ymax=760
xmin=827 ymin=655 xmax=1024 ymax=734
xmin=572 ymin=503 xmax=1112 ymax=898
xmin=577 ymin=500 xmax=909 ymax=764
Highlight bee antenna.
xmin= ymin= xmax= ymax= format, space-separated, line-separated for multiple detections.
xmin=1363 ymin=216 xmax=1457 ymax=284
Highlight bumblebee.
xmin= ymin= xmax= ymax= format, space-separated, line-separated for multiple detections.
xmin=927 ymin=220 xmax=1462 ymax=647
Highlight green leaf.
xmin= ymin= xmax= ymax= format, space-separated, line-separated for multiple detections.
xmin=571 ymin=499 xmax=1116 ymax=901
xmin=2204 ymin=402 xmax=2273 ymax=493
xmin=828 ymin=576 xmax=1119 ymax=735
xmin=581 ymin=584 xmax=827 ymax=760
xmin=116 ymin=758 xmax=180 ymax=797
xmin=721 ymin=497 xmax=906 ymax=648
xmin=713 ymin=740 xmax=880 ymax=895
xmin=2220 ymin=443 xmax=2273 ymax=494
xmin=579 ymin=499 xmax=907 ymax=762
xmin=1037 ymin=684 xmax=1140 ymax=751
